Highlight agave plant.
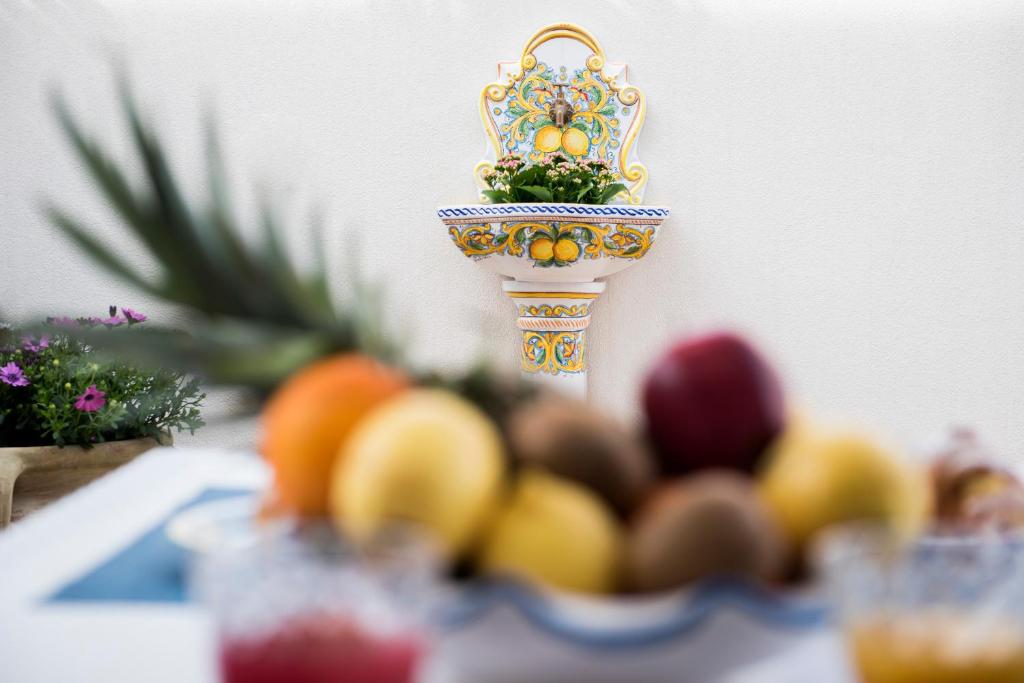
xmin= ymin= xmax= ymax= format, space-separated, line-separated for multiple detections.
xmin=47 ymin=81 xmax=535 ymax=419
xmin=46 ymin=83 xmax=395 ymax=396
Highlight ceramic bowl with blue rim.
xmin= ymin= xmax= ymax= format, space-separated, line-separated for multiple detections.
xmin=168 ymin=497 xmax=828 ymax=682
xmin=438 ymin=203 xmax=670 ymax=284
xmin=432 ymin=577 xmax=828 ymax=683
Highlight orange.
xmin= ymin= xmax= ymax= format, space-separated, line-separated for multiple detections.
xmin=553 ymin=239 xmax=580 ymax=262
xmin=261 ymin=354 xmax=408 ymax=516
xmin=256 ymin=489 xmax=288 ymax=522
xmin=561 ymin=128 xmax=590 ymax=156
xmin=529 ymin=238 xmax=554 ymax=260
xmin=534 ymin=125 xmax=562 ymax=153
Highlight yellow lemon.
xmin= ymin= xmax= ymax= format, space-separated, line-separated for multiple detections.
xmin=529 ymin=238 xmax=554 ymax=261
xmin=479 ymin=470 xmax=623 ymax=594
xmin=553 ymin=239 xmax=580 ymax=262
xmin=759 ymin=426 xmax=931 ymax=547
xmin=561 ymin=128 xmax=590 ymax=156
xmin=534 ymin=125 xmax=562 ymax=153
xmin=330 ymin=389 xmax=505 ymax=557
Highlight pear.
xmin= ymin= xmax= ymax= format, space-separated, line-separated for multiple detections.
xmin=759 ymin=425 xmax=930 ymax=548
xmin=479 ymin=470 xmax=623 ymax=594
xmin=330 ymin=389 xmax=504 ymax=558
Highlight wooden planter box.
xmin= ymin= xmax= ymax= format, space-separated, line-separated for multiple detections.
xmin=0 ymin=435 xmax=169 ymax=528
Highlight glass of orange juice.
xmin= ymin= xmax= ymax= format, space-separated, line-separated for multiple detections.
xmin=818 ymin=527 xmax=1024 ymax=683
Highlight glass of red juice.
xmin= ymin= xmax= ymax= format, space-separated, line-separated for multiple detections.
xmin=193 ymin=525 xmax=437 ymax=683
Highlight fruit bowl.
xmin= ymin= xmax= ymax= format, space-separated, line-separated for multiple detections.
xmin=173 ymin=498 xmax=826 ymax=683
xmin=438 ymin=203 xmax=670 ymax=284
xmin=434 ymin=579 xmax=827 ymax=683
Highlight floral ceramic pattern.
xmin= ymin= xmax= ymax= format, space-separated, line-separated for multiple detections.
xmin=522 ymin=330 xmax=584 ymax=375
xmin=494 ymin=64 xmax=630 ymax=165
xmin=479 ymin=24 xmax=649 ymax=202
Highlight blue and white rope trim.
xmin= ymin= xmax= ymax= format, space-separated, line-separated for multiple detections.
xmin=438 ymin=204 xmax=671 ymax=220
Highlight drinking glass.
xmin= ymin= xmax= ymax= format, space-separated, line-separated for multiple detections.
xmin=192 ymin=524 xmax=437 ymax=683
xmin=818 ymin=526 xmax=1024 ymax=683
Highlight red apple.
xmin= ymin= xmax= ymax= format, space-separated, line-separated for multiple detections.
xmin=642 ymin=332 xmax=785 ymax=474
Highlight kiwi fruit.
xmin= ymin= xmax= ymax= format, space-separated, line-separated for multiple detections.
xmin=626 ymin=471 xmax=788 ymax=592
xmin=506 ymin=396 xmax=654 ymax=516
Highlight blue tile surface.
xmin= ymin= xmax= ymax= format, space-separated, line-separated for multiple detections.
xmin=47 ymin=488 xmax=250 ymax=604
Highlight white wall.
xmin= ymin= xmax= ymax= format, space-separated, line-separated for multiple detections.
xmin=2 ymin=0 xmax=1023 ymax=456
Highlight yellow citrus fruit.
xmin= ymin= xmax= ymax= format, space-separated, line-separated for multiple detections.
xmin=561 ymin=127 xmax=590 ymax=156
xmin=479 ymin=470 xmax=623 ymax=594
xmin=759 ymin=426 xmax=931 ymax=547
xmin=330 ymin=389 xmax=505 ymax=557
xmin=529 ymin=238 xmax=554 ymax=261
xmin=261 ymin=354 xmax=409 ymax=516
xmin=534 ymin=125 xmax=562 ymax=153
xmin=553 ymin=239 xmax=580 ymax=262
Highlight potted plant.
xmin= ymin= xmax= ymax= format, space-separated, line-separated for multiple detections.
xmin=0 ymin=308 xmax=204 ymax=526
xmin=443 ymin=151 xmax=666 ymax=279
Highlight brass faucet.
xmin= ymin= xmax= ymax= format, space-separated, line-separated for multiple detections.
xmin=548 ymin=82 xmax=575 ymax=129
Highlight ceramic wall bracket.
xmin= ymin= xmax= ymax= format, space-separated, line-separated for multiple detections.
xmin=438 ymin=24 xmax=669 ymax=398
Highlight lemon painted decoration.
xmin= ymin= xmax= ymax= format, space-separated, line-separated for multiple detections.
xmin=475 ymin=25 xmax=649 ymax=200
xmin=437 ymin=24 xmax=670 ymax=398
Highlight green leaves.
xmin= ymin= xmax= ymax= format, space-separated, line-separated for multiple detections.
xmin=519 ymin=185 xmax=553 ymax=202
xmin=43 ymin=78 xmax=541 ymax=419
xmin=481 ymin=189 xmax=511 ymax=203
xmin=575 ymin=181 xmax=594 ymax=202
xmin=482 ymin=152 xmax=628 ymax=205
xmin=0 ymin=326 xmax=205 ymax=448
xmin=47 ymin=81 xmax=396 ymax=395
xmin=598 ymin=182 xmax=628 ymax=204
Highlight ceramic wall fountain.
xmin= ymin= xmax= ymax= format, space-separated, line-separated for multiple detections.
xmin=438 ymin=23 xmax=669 ymax=397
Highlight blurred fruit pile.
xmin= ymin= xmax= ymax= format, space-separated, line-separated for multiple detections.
xmin=259 ymin=332 xmax=1024 ymax=596
xmin=50 ymin=86 xmax=1024 ymax=598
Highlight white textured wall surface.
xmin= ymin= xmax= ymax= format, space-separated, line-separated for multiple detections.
xmin=2 ymin=1 xmax=1023 ymax=455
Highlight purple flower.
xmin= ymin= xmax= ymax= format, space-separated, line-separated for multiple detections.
xmin=77 ymin=317 xmax=103 ymax=327
xmin=0 ymin=362 xmax=29 ymax=387
xmin=74 ymin=384 xmax=106 ymax=412
xmin=21 ymin=334 xmax=51 ymax=352
xmin=121 ymin=307 xmax=147 ymax=324
xmin=101 ymin=315 xmax=125 ymax=327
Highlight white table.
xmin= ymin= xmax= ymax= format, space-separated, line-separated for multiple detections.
xmin=0 ymin=448 xmax=852 ymax=683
